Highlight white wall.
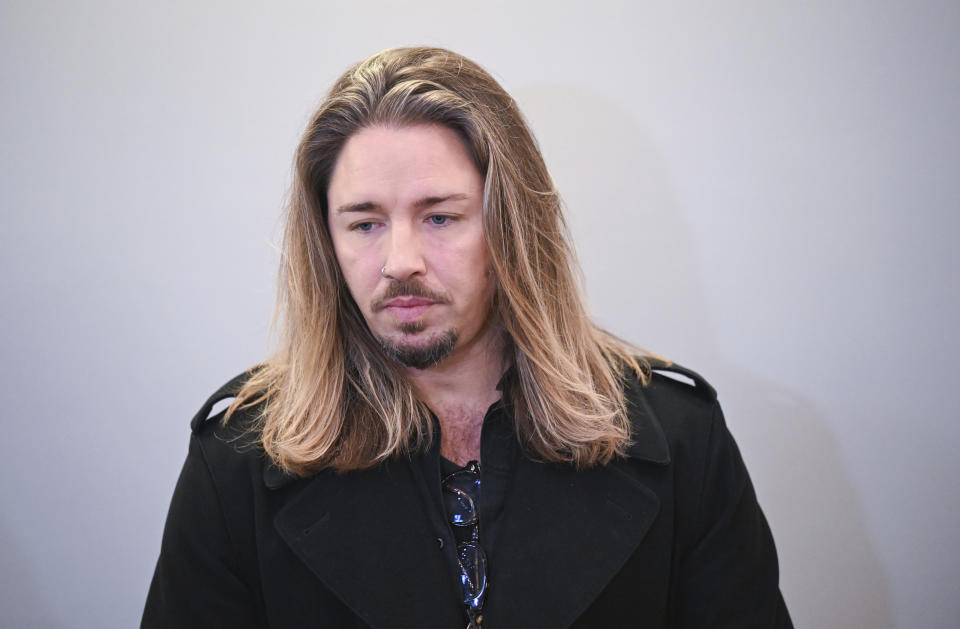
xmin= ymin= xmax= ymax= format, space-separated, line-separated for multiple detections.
xmin=1 ymin=1 xmax=957 ymax=627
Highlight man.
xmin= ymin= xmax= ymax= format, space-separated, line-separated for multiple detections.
xmin=143 ymin=47 xmax=792 ymax=628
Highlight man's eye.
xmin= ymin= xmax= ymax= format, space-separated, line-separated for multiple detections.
xmin=352 ymin=221 xmax=376 ymax=232
xmin=428 ymin=215 xmax=452 ymax=226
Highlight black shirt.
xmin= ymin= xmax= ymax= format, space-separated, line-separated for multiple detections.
xmin=410 ymin=397 xmax=518 ymax=617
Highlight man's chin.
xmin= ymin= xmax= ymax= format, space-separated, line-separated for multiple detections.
xmin=378 ymin=329 xmax=459 ymax=370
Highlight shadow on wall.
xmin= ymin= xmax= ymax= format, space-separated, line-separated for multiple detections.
xmin=513 ymin=84 xmax=894 ymax=629
xmin=722 ymin=372 xmax=895 ymax=629
xmin=0 ymin=521 xmax=59 ymax=628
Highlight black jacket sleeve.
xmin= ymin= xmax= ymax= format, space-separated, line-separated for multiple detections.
xmin=141 ymin=433 xmax=261 ymax=628
xmin=675 ymin=402 xmax=792 ymax=628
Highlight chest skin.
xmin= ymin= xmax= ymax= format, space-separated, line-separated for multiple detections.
xmin=433 ymin=394 xmax=500 ymax=466
xmin=437 ymin=414 xmax=484 ymax=466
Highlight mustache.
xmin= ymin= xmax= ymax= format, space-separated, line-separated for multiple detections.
xmin=371 ymin=279 xmax=451 ymax=311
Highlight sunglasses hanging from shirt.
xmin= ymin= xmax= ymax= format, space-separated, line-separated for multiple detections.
xmin=442 ymin=460 xmax=487 ymax=629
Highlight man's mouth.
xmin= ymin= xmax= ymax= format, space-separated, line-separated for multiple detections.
xmin=380 ymin=296 xmax=437 ymax=321
xmin=382 ymin=296 xmax=435 ymax=308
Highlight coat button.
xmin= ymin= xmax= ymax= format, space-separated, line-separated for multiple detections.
xmin=435 ymin=536 xmax=444 ymax=549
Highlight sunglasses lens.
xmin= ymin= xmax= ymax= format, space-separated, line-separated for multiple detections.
xmin=458 ymin=543 xmax=487 ymax=608
xmin=443 ymin=487 xmax=477 ymax=525
xmin=443 ymin=469 xmax=481 ymax=525
xmin=446 ymin=469 xmax=480 ymax=501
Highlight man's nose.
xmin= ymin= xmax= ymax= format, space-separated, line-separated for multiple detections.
xmin=381 ymin=222 xmax=426 ymax=280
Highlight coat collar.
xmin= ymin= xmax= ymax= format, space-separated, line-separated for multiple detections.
xmin=623 ymin=373 xmax=672 ymax=464
xmin=269 ymin=378 xmax=671 ymax=629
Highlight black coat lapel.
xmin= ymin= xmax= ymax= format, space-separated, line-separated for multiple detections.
xmin=481 ymin=380 xmax=670 ymax=629
xmin=272 ymin=460 xmax=464 ymax=629
xmin=481 ymin=456 xmax=662 ymax=629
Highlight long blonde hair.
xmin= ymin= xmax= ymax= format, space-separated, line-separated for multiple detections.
xmin=229 ymin=47 xmax=649 ymax=475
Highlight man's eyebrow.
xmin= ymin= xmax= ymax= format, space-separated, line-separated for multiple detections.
xmin=413 ymin=193 xmax=469 ymax=210
xmin=334 ymin=194 xmax=470 ymax=215
xmin=334 ymin=201 xmax=379 ymax=215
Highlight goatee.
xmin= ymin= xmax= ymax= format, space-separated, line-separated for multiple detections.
xmin=378 ymin=328 xmax=459 ymax=370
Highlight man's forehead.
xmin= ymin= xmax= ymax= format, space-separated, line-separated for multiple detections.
xmin=334 ymin=124 xmax=469 ymax=171
xmin=327 ymin=125 xmax=483 ymax=211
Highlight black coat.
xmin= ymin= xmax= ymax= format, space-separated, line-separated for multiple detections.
xmin=142 ymin=362 xmax=792 ymax=628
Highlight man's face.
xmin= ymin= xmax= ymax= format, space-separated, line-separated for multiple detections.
xmin=326 ymin=124 xmax=496 ymax=370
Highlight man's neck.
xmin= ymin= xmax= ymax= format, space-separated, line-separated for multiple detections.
xmin=403 ymin=332 xmax=507 ymax=466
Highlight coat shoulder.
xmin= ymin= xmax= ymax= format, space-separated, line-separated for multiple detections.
xmin=638 ymin=358 xmax=719 ymax=426
xmin=184 ymin=369 xmax=270 ymax=494
xmin=189 ymin=368 xmax=261 ymax=433
xmin=644 ymin=357 xmax=717 ymax=403
xmin=621 ymin=357 xmax=722 ymax=464
xmin=627 ymin=357 xmax=719 ymax=427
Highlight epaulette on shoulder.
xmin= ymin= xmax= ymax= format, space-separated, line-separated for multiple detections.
xmin=189 ymin=369 xmax=257 ymax=433
xmin=645 ymin=357 xmax=717 ymax=402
